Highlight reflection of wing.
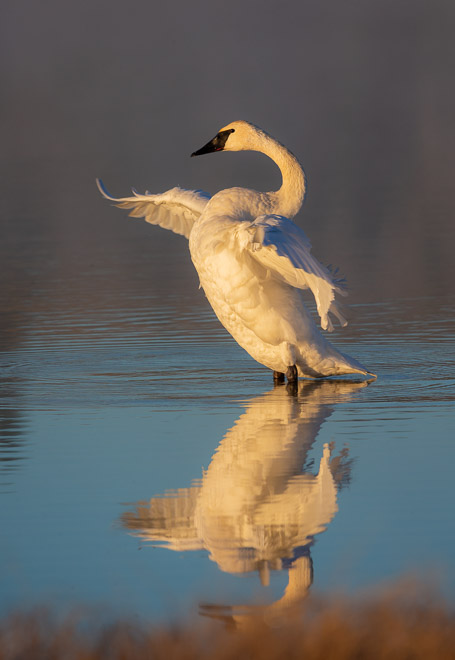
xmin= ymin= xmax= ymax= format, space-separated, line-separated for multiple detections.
xmin=254 ymin=444 xmax=338 ymax=543
xmin=121 ymin=485 xmax=203 ymax=551
xmin=96 ymin=179 xmax=211 ymax=239
xmin=235 ymin=214 xmax=347 ymax=331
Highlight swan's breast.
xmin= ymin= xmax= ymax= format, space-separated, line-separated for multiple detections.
xmin=190 ymin=218 xmax=263 ymax=318
xmin=191 ymin=224 xmax=303 ymax=351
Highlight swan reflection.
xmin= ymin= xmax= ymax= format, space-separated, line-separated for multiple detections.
xmin=121 ymin=380 xmax=368 ymax=621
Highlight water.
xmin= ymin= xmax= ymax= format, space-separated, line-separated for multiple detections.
xmin=1 ymin=0 xmax=455 ymax=626
xmin=1 ymin=275 xmax=454 ymax=621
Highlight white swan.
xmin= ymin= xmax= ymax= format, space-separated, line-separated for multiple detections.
xmin=97 ymin=120 xmax=373 ymax=380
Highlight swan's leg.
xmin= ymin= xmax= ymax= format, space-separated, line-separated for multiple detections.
xmin=273 ymin=370 xmax=285 ymax=383
xmin=286 ymin=365 xmax=298 ymax=383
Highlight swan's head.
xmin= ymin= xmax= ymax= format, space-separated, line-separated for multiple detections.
xmin=191 ymin=120 xmax=267 ymax=157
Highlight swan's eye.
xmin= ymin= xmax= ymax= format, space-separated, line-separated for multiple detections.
xmin=213 ymin=129 xmax=235 ymax=150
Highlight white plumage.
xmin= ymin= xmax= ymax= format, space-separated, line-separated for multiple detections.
xmin=97 ymin=120 xmax=373 ymax=379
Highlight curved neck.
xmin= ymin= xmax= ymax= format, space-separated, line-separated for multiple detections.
xmin=259 ymin=134 xmax=306 ymax=218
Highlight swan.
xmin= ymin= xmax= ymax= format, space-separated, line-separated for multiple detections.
xmin=97 ymin=120 xmax=373 ymax=381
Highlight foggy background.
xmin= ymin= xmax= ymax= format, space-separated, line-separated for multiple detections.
xmin=1 ymin=0 xmax=454 ymax=345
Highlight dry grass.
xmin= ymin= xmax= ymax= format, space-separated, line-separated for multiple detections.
xmin=1 ymin=584 xmax=455 ymax=660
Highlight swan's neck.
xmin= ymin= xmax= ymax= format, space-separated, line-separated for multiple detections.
xmin=259 ymin=135 xmax=306 ymax=218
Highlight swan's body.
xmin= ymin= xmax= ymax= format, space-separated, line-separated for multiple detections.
xmin=97 ymin=120 xmax=373 ymax=379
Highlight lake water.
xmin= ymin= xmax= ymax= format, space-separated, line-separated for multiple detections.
xmin=1 ymin=226 xmax=454 ymax=623
xmin=1 ymin=0 xmax=455 ymax=627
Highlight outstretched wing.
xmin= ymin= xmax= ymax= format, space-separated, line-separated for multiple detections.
xmin=96 ymin=179 xmax=211 ymax=239
xmin=236 ymin=214 xmax=348 ymax=332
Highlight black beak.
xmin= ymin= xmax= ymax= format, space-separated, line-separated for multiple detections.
xmin=191 ymin=129 xmax=234 ymax=157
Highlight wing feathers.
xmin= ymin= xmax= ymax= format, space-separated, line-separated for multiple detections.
xmin=238 ymin=214 xmax=348 ymax=331
xmin=96 ymin=179 xmax=211 ymax=239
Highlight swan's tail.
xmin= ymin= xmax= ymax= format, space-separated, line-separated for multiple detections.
xmin=333 ymin=351 xmax=377 ymax=379
xmin=296 ymin=350 xmax=376 ymax=380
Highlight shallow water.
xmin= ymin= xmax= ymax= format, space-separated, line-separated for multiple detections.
xmin=1 ymin=261 xmax=454 ymax=622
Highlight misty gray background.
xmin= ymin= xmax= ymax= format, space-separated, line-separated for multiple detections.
xmin=2 ymin=0 xmax=455 ymax=321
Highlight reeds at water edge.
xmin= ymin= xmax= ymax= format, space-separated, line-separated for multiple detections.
xmin=1 ymin=581 xmax=455 ymax=660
